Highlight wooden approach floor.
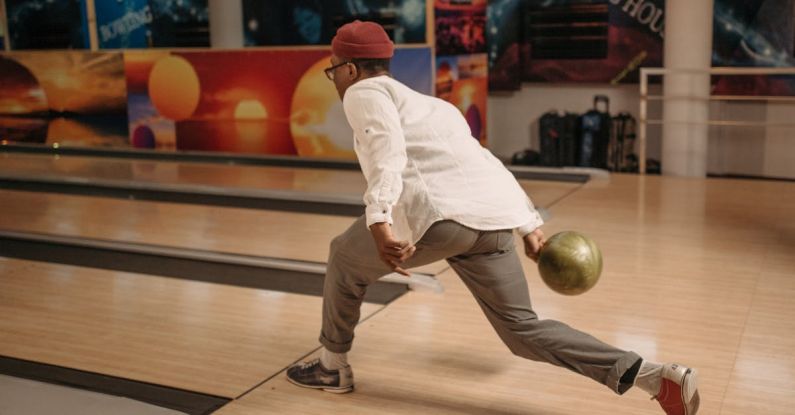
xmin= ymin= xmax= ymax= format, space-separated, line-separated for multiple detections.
xmin=1 ymin=172 xmax=793 ymax=414
xmin=213 ymin=174 xmax=795 ymax=415
xmin=0 ymin=257 xmax=382 ymax=398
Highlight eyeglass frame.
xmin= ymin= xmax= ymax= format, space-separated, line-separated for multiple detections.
xmin=324 ymin=61 xmax=354 ymax=81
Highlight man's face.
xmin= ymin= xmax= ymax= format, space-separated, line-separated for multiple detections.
xmin=327 ymin=55 xmax=358 ymax=100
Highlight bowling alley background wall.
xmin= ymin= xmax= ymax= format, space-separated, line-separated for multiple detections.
xmin=487 ymin=0 xmax=667 ymax=162
xmin=0 ymin=0 xmax=793 ymax=178
xmin=488 ymin=0 xmax=795 ymax=179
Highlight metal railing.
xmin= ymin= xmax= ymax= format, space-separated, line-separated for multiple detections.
xmin=638 ymin=66 xmax=795 ymax=174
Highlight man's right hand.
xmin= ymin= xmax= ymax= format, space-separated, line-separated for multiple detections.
xmin=522 ymin=228 xmax=546 ymax=263
xmin=369 ymin=222 xmax=416 ymax=276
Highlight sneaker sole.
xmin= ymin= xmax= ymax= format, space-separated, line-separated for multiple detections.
xmin=286 ymin=375 xmax=354 ymax=394
xmin=681 ymin=368 xmax=699 ymax=415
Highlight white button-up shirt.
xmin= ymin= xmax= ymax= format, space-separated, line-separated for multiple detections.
xmin=343 ymin=75 xmax=544 ymax=244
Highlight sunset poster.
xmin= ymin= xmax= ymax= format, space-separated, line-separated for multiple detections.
xmin=0 ymin=52 xmax=128 ymax=145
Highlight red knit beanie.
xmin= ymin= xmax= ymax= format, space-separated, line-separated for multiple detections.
xmin=331 ymin=20 xmax=394 ymax=59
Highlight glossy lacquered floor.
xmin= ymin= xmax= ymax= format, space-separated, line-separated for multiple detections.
xmin=1 ymin=164 xmax=792 ymax=414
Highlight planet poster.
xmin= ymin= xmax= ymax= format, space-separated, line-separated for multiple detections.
xmin=124 ymin=50 xmax=178 ymax=150
xmin=124 ymin=47 xmax=432 ymax=157
xmin=712 ymin=0 xmax=795 ymax=96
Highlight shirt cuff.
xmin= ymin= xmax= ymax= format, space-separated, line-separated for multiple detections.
xmin=515 ymin=210 xmax=544 ymax=237
xmin=365 ymin=203 xmax=394 ymax=228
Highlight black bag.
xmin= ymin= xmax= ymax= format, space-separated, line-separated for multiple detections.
xmin=578 ymin=95 xmax=611 ymax=168
xmin=558 ymin=113 xmax=579 ymax=166
xmin=539 ymin=111 xmax=561 ymax=167
xmin=511 ymin=149 xmax=541 ymax=166
xmin=539 ymin=111 xmax=579 ymax=167
xmin=609 ymin=112 xmax=637 ymax=172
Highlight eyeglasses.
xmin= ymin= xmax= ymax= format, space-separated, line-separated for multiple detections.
xmin=324 ymin=61 xmax=352 ymax=81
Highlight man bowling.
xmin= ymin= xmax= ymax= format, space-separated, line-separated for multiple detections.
xmin=286 ymin=20 xmax=699 ymax=415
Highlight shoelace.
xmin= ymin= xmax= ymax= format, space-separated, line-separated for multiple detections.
xmin=299 ymin=358 xmax=320 ymax=370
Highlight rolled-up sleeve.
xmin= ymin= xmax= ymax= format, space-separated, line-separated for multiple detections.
xmin=343 ymin=85 xmax=407 ymax=228
xmin=515 ymin=197 xmax=545 ymax=237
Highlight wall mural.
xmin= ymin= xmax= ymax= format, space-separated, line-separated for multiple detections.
xmin=95 ymin=0 xmax=210 ymax=49
xmin=712 ymin=0 xmax=795 ymax=96
xmin=435 ymin=0 xmax=488 ymax=144
xmin=487 ymin=0 xmax=523 ymax=91
xmin=5 ymin=0 xmax=90 ymax=50
xmin=0 ymin=48 xmax=432 ymax=159
xmin=488 ymin=0 xmax=664 ymax=90
xmin=243 ymin=0 xmax=427 ymax=46
xmin=0 ymin=52 xmax=128 ymax=145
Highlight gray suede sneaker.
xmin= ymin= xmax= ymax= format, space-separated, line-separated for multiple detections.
xmin=286 ymin=358 xmax=354 ymax=393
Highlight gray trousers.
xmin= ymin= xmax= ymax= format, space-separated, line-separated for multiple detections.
xmin=320 ymin=217 xmax=641 ymax=394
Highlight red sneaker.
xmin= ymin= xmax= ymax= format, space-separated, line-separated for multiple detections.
xmin=655 ymin=363 xmax=700 ymax=415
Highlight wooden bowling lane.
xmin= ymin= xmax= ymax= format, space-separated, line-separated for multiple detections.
xmin=0 ymin=257 xmax=382 ymax=399
xmin=0 ymin=152 xmax=579 ymax=209
xmin=0 ymin=152 xmax=366 ymax=196
xmin=215 ymin=175 xmax=795 ymax=414
xmin=0 ymin=189 xmax=351 ymax=263
xmin=0 ymin=189 xmax=446 ymax=275
xmin=0 ymin=176 xmax=578 ymax=276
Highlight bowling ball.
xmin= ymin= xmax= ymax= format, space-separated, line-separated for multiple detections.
xmin=538 ymin=231 xmax=602 ymax=295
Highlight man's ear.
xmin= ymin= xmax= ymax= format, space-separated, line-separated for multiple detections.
xmin=348 ymin=63 xmax=359 ymax=80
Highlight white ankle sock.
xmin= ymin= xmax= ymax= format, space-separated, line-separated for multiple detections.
xmin=320 ymin=348 xmax=348 ymax=370
xmin=634 ymin=360 xmax=663 ymax=397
